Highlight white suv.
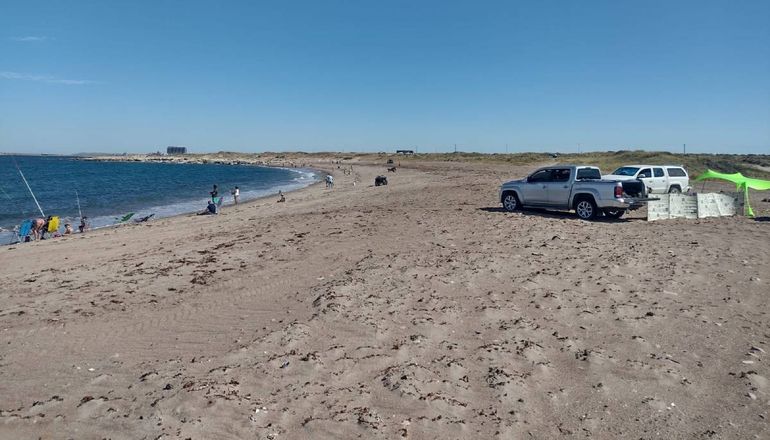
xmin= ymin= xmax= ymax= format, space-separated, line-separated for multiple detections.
xmin=603 ymin=165 xmax=690 ymax=194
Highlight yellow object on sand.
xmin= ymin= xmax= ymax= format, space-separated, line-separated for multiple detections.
xmin=47 ymin=216 xmax=60 ymax=233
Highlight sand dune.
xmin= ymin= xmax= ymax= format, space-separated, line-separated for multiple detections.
xmin=1 ymin=161 xmax=768 ymax=439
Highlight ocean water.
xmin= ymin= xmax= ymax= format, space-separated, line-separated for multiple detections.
xmin=0 ymin=155 xmax=317 ymax=244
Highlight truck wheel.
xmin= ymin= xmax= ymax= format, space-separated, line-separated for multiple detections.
xmin=603 ymin=208 xmax=625 ymax=219
xmin=575 ymin=198 xmax=597 ymax=220
xmin=502 ymin=192 xmax=520 ymax=212
xmin=668 ymin=185 xmax=681 ymax=194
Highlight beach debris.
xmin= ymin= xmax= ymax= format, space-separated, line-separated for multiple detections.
xmin=115 ymin=212 xmax=135 ymax=223
xmin=135 ymin=213 xmax=155 ymax=223
xmin=280 ymin=360 xmax=290 ymax=369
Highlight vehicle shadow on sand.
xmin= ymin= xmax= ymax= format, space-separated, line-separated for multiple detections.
xmin=478 ymin=207 xmax=643 ymax=222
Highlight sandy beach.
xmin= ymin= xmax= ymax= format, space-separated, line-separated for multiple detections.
xmin=1 ymin=160 xmax=769 ymax=439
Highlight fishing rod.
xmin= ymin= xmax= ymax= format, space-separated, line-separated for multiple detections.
xmin=75 ymin=189 xmax=83 ymax=219
xmin=13 ymin=157 xmax=45 ymax=218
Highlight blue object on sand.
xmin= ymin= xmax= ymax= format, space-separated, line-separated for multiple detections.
xmin=18 ymin=220 xmax=32 ymax=238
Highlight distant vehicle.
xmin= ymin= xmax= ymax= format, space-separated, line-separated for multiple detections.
xmin=603 ymin=165 xmax=690 ymax=194
xmin=386 ymin=159 xmax=394 ymax=164
xmin=499 ymin=165 xmax=651 ymax=220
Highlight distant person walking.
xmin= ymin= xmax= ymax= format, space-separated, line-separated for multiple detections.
xmin=231 ymin=186 xmax=240 ymax=205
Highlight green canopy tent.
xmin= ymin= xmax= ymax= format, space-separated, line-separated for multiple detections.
xmin=694 ymin=169 xmax=770 ymax=217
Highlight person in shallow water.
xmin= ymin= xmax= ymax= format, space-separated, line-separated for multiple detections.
xmin=231 ymin=186 xmax=240 ymax=204
xmin=64 ymin=224 xmax=73 ymax=234
xmin=210 ymin=184 xmax=218 ymax=202
xmin=79 ymin=216 xmax=89 ymax=233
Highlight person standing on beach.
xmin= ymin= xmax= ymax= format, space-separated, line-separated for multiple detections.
xmin=79 ymin=216 xmax=89 ymax=233
xmin=231 ymin=186 xmax=240 ymax=205
xmin=31 ymin=218 xmax=45 ymax=240
xmin=40 ymin=216 xmax=52 ymax=240
xmin=210 ymin=184 xmax=218 ymax=202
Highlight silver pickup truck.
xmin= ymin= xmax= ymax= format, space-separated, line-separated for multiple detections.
xmin=499 ymin=165 xmax=650 ymax=219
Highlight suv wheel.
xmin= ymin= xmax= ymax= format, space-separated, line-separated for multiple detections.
xmin=575 ymin=198 xmax=597 ymax=220
xmin=668 ymin=185 xmax=681 ymax=194
xmin=502 ymin=193 xmax=520 ymax=212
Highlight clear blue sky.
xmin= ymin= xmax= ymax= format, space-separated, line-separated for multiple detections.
xmin=1 ymin=0 xmax=768 ymax=154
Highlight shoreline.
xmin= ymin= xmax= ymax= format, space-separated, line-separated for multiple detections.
xmin=1 ymin=157 xmax=327 ymax=245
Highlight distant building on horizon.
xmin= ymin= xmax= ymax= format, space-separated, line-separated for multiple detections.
xmin=167 ymin=146 xmax=187 ymax=155
xmin=396 ymin=149 xmax=414 ymax=155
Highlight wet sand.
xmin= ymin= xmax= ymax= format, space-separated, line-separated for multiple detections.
xmin=1 ymin=161 xmax=769 ymax=439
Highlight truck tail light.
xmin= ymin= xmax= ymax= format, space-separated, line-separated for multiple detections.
xmin=614 ymin=184 xmax=623 ymax=198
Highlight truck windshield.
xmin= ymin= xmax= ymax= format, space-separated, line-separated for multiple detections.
xmin=612 ymin=167 xmax=640 ymax=176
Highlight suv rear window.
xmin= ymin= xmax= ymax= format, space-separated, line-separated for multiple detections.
xmin=667 ymin=167 xmax=687 ymax=177
xmin=576 ymin=168 xmax=601 ymax=180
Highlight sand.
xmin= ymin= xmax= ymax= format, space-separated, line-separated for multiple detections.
xmin=1 ymin=160 xmax=769 ymax=439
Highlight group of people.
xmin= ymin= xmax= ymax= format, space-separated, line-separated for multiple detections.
xmin=199 ymin=184 xmax=288 ymax=215
xmin=23 ymin=215 xmax=88 ymax=242
xmin=199 ymin=184 xmax=243 ymax=215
